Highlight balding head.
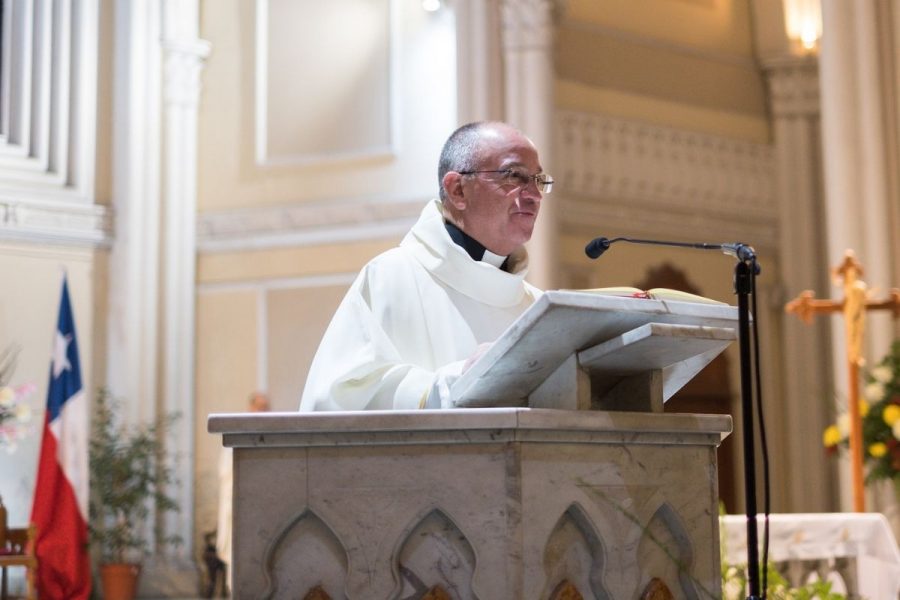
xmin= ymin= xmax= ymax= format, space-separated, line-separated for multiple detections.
xmin=438 ymin=122 xmax=528 ymax=203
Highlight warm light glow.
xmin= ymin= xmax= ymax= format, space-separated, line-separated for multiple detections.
xmin=422 ymin=0 xmax=440 ymax=12
xmin=783 ymin=0 xmax=822 ymax=53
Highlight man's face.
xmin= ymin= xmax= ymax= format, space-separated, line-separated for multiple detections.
xmin=445 ymin=127 xmax=543 ymax=256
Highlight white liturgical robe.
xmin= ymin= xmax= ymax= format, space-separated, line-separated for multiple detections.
xmin=300 ymin=200 xmax=542 ymax=411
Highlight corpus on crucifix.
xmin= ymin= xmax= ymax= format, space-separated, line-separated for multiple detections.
xmin=785 ymin=249 xmax=900 ymax=512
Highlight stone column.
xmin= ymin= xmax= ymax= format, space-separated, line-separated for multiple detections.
xmin=819 ymin=0 xmax=900 ymax=511
xmin=159 ymin=0 xmax=210 ymax=566
xmin=820 ymin=0 xmax=897 ymax=359
xmin=500 ymin=0 xmax=557 ymax=289
xmin=106 ymin=0 xmax=208 ymax=591
xmin=107 ymin=0 xmax=163 ymax=426
xmin=454 ymin=0 xmax=505 ymax=123
xmin=106 ymin=1 xmax=168 ymax=587
xmin=764 ymin=57 xmax=836 ymax=512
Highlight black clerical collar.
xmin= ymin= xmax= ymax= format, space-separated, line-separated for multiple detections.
xmin=444 ymin=221 xmax=509 ymax=271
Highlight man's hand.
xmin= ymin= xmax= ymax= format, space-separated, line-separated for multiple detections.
xmin=463 ymin=342 xmax=492 ymax=373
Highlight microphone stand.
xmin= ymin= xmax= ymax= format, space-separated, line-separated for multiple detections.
xmin=584 ymin=236 xmax=765 ymax=599
xmin=735 ymin=258 xmax=761 ymax=600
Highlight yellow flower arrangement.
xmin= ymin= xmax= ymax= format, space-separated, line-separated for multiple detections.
xmin=824 ymin=341 xmax=900 ymax=485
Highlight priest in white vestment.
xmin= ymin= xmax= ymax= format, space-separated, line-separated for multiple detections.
xmin=300 ymin=122 xmax=553 ymax=411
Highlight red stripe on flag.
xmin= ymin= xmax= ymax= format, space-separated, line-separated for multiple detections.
xmin=31 ymin=413 xmax=91 ymax=600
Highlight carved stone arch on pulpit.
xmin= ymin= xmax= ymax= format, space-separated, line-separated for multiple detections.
xmin=541 ymin=502 xmax=612 ymax=599
xmin=258 ymin=508 xmax=349 ymax=600
xmin=636 ymin=501 xmax=701 ymax=600
xmin=390 ymin=506 xmax=478 ymax=599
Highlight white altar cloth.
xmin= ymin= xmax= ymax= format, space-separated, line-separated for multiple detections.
xmin=721 ymin=513 xmax=900 ymax=598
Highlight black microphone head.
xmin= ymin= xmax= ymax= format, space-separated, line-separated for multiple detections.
xmin=585 ymin=237 xmax=611 ymax=259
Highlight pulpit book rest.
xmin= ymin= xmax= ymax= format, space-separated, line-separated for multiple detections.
xmin=450 ymin=290 xmax=739 ymax=410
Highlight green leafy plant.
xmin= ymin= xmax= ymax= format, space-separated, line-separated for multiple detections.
xmin=88 ymin=389 xmax=182 ymax=564
xmin=721 ymin=560 xmax=848 ymax=600
xmin=719 ymin=504 xmax=849 ymax=600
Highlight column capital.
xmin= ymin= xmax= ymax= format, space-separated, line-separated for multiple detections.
xmin=500 ymin=0 xmax=555 ymax=50
xmin=163 ymin=40 xmax=211 ymax=108
xmin=762 ymin=56 xmax=820 ymax=118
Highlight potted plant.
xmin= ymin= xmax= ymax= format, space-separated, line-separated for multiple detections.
xmin=89 ymin=389 xmax=182 ymax=600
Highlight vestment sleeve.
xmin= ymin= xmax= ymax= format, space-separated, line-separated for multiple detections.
xmin=299 ymin=265 xmax=463 ymax=411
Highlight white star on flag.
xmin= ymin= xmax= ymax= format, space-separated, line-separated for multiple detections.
xmin=52 ymin=331 xmax=72 ymax=379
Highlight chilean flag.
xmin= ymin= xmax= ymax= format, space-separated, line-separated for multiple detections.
xmin=30 ymin=277 xmax=91 ymax=599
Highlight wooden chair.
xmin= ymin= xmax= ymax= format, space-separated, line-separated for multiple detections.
xmin=0 ymin=522 xmax=37 ymax=600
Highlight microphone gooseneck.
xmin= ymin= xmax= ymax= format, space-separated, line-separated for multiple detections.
xmin=584 ymin=235 xmax=758 ymax=266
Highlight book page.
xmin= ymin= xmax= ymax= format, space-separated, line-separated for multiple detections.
xmin=565 ymin=286 xmax=646 ymax=298
xmin=646 ymin=288 xmax=726 ymax=305
xmin=566 ymin=287 xmax=726 ymax=305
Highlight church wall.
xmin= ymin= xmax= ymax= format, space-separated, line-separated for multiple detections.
xmin=197 ymin=239 xmax=397 ymax=284
xmin=555 ymin=0 xmax=770 ymax=143
xmin=556 ymin=23 xmax=765 ymax=117
xmin=196 ymin=0 xmax=455 ymax=212
xmin=565 ymin=0 xmax=759 ymax=56
xmin=264 ymin=285 xmax=352 ymax=410
xmin=194 ymin=289 xmax=259 ymax=547
xmin=551 ymin=0 xmax=776 ymax=277
xmin=556 ymin=80 xmax=769 ymax=143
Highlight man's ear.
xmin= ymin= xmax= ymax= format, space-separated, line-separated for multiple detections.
xmin=442 ymin=171 xmax=467 ymax=210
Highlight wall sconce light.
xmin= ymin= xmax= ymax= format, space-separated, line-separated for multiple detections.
xmin=783 ymin=0 xmax=822 ymax=53
xmin=422 ymin=0 xmax=441 ymax=12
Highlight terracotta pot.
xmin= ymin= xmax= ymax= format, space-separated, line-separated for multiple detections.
xmin=100 ymin=563 xmax=141 ymax=600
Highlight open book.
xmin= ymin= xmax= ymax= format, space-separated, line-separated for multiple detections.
xmin=569 ymin=286 xmax=726 ymax=305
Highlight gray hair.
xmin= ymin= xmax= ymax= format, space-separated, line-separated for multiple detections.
xmin=437 ymin=122 xmax=492 ymax=202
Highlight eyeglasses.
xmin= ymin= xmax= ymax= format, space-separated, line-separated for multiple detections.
xmin=458 ymin=168 xmax=554 ymax=194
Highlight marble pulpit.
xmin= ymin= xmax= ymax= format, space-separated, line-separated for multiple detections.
xmin=209 ymin=292 xmax=738 ymax=599
xmin=209 ymin=409 xmax=730 ymax=599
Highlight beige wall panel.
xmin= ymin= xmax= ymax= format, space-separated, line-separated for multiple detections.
xmin=0 ymin=243 xmax=96 ymax=524
xmin=565 ymin=0 xmax=756 ymax=57
xmin=556 ymin=80 xmax=770 ymax=143
xmin=197 ymin=238 xmax=398 ymax=284
xmin=194 ymin=290 xmax=259 ymax=546
xmin=263 ymin=0 xmax=392 ymax=161
xmin=197 ymin=0 xmax=456 ymax=211
xmin=266 ymin=285 xmax=350 ymax=410
xmin=556 ymin=24 xmax=767 ymax=116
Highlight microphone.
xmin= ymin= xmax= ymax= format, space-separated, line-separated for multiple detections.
xmin=584 ymin=237 xmax=612 ymax=259
xmin=584 ymin=236 xmax=757 ymax=263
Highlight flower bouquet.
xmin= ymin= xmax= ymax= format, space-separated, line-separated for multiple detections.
xmin=0 ymin=346 xmax=34 ymax=452
xmin=823 ymin=340 xmax=900 ymax=485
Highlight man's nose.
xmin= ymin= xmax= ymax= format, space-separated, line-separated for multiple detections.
xmin=520 ymin=178 xmax=542 ymax=203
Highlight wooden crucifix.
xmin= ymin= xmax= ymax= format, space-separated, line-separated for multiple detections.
xmin=785 ymin=249 xmax=900 ymax=512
